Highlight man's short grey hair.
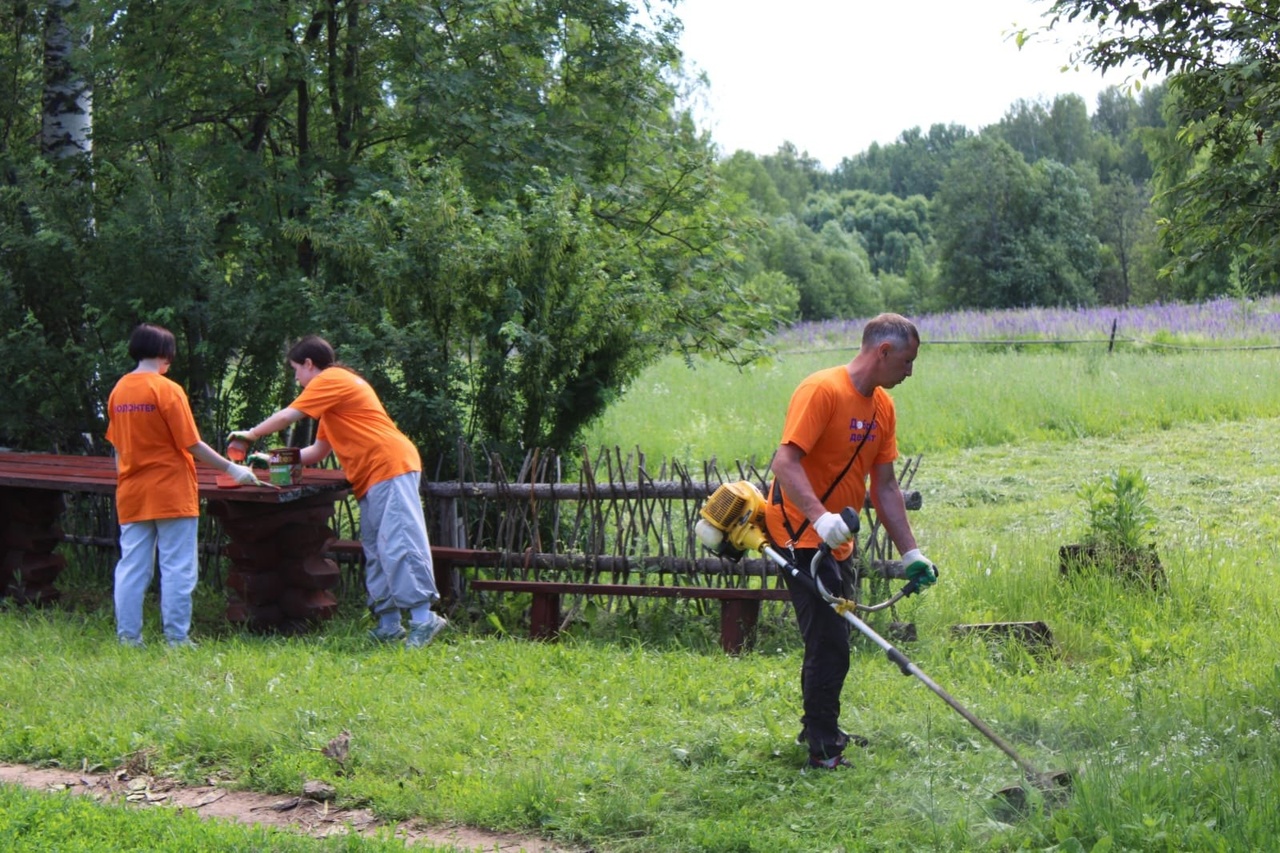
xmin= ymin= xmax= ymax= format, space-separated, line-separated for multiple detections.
xmin=861 ymin=313 xmax=919 ymax=350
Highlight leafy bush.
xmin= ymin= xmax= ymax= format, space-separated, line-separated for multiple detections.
xmin=1077 ymin=467 xmax=1157 ymax=552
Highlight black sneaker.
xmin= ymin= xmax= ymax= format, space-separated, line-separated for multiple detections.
xmin=807 ymin=754 xmax=855 ymax=770
xmin=795 ymin=728 xmax=869 ymax=748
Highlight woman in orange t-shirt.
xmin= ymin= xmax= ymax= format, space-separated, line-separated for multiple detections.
xmin=106 ymin=324 xmax=260 ymax=647
xmin=231 ymin=336 xmax=445 ymax=649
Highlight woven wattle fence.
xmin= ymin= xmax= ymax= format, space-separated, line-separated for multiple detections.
xmin=416 ymin=443 xmax=923 ymax=589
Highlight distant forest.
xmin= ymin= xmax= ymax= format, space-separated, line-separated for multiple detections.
xmin=1 ymin=1 xmax=1276 ymax=458
xmin=715 ymin=85 xmax=1185 ymax=322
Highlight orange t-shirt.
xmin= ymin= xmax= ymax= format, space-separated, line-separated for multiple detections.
xmin=289 ymin=367 xmax=420 ymax=499
xmin=764 ymin=365 xmax=898 ymax=558
xmin=105 ymin=372 xmax=203 ymax=524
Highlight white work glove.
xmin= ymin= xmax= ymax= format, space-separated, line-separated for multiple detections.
xmin=225 ymin=462 xmax=262 ymax=486
xmin=813 ymin=511 xmax=855 ymax=548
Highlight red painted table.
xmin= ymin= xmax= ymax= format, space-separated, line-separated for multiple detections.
xmin=0 ymin=451 xmax=351 ymax=630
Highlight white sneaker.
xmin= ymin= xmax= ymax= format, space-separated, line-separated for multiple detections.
xmin=405 ymin=613 xmax=447 ymax=648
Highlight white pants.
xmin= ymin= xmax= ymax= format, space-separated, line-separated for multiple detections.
xmin=360 ymin=472 xmax=439 ymax=615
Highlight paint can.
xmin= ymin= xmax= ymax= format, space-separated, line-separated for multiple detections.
xmin=267 ymin=447 xmax=303 ymax=486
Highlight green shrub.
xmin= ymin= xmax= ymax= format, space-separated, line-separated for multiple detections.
xmin=1077 ymin=467 xmax=1157 ymax=552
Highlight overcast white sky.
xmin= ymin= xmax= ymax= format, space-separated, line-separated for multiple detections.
xmin=674 ymin=0 xmax=1150 ymax=169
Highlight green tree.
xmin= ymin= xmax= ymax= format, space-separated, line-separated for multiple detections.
xmin=758 ymin=142 xmax=828 ymax=212
xmin=832 ymin=123 xmax=970 ymax=199
xmin=756 ymin=215 xmax=877 ymax=321
xmin=830 ymin=190 xmax=931 ymax=277
xmin=996 ymin=94 xmax=1093 ymax=167
xmin=1092 ymin=173 xmax=1160 ymax=304
xmin=1048 ymin=0 xmax=1280 ymax=292
xmin=717 ymin=150 xmax=790 ymax=216
xmin=935 ymin=137 xmax=1100 ymax=308
xmin=1091 ymin=85 xmax=1161 ymax=184
xmin=0 ymin=0 xmax=778 ymax=458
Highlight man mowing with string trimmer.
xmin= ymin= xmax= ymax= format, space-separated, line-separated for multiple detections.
xmin=764 ymin=313 xmax=938 ymax=770
xmin=695 ymin=487 xmax=1074 ymax=807
xmin=696 ymin=313 xmax=1075 ymax=801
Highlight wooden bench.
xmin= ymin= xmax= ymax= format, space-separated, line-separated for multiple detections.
xmin=468 ymin=579 xmax=791 ymax=654
xmin=328 ymin=485 xmax=924 ymax=654
xmin=325 ymin=539 xmax=501 ymax=604
xmin=325 ymin=540 xmax=788 ymax=651
xmin=327 ymin=539 xmax=794 ymax=652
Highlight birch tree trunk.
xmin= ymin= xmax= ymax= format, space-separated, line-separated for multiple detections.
xmin=41 ymin=0 xmax=91 ymax=167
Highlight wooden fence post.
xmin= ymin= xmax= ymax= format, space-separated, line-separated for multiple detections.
xmin=436 ymin=496 xmax=464 ymax=603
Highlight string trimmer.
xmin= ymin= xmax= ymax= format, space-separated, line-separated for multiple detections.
xmin=695 ymin=481 xmax=1074 ymax=808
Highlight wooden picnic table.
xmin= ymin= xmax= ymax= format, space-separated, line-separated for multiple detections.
xmin=0 ymin=450 xmax=350 ymax=500
xmin=0 ymin=451 xmax=351 ymax=630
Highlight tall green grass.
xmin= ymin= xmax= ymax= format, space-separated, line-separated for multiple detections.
xmin=6 ymin=345 xmax=1280 ymax=850
xmin=584 ymin=347 xmax=1280 ymax=462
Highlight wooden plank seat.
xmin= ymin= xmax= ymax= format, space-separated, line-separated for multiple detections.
xmin=324 ymin=541 xmax=500 ymax=604
xmin=326 ymin=540 xmax=794 ymax=652
xmin=327 ymin=539 xmax=914 ymax=654
xmin=328 ymin=537 xmax=797 ymax=652
xmin=468 ymin=578 xmax=791 ymax=654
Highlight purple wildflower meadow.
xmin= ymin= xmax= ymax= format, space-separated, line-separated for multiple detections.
xmin=773 ymin=296 xmax=1280 ymax=348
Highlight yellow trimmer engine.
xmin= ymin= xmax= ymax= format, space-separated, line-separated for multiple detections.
xmin=695 ymin=480 xmax=769 ymax=556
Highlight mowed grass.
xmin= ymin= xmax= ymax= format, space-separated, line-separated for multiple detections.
xmin=5 ymin=343 xmax=1280 ymax=850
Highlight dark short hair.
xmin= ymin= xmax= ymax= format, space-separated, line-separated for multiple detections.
xmin=128 ymin=324 xmax=177 ymax=362
xmin=862 ymin=313 xmax=919 ymax=351
xmin=287 ymin=335 xmax=336 ymax=369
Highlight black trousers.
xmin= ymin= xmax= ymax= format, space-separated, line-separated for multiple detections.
xmin=780 ymin=547 xmax=855 ymax=760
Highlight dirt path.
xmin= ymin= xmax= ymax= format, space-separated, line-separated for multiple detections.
xmin=0 ymin=763 xmax=579 ymax=852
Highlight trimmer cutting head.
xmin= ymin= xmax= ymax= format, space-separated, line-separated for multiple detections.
xmin=994 ymin=768 xmax=1075 ymax=815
